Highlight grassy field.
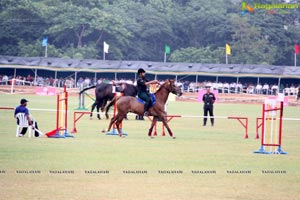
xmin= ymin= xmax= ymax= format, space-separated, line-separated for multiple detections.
xmin=0 ymin=93 xmax=300 ymax=200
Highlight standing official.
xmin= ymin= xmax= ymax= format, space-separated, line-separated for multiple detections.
xmin=202 ymin=87 xmax=216 ymax=126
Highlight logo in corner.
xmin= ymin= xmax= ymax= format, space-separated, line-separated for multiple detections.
xmin=240 ymin=2 xmax=255 ymax=16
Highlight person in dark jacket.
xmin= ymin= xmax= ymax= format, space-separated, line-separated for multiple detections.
xmin=202 ymin=87 xmax=216 ymax=126
xmin=136 ymin=68 xmax=159 ymax=116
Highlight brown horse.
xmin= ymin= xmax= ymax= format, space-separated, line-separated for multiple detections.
xmin=103 ymin=79 xmax=182 ymax=138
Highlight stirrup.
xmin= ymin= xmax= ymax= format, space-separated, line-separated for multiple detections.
xmin=144 ymin=111 xmax=149 ymax=116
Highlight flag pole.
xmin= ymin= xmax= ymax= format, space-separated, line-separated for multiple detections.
xmin=103 ymin=51 xmax=105 ymax=61
xmin=164 ymin=52 xmax=166 ymax=63
xmin=295 ymin=53 xmax=297 ymax=67
xmin=226 ymin=53 xmax=228 ymax=64
xmin=45 ymin=44 xmax=48 ymax=58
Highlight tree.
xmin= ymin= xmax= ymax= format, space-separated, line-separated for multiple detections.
xmin=175 ymin=0 xmax=233 ymax=48
xmin=229 ymin=15 xmax=276 ymax=64
xmin=43 ymin=0 xmax=131 ymax=59
xmin=0 ymin=0 xmax=47 ymax=55
xmin=18 ymin=39 xmax=63 ymax=57
xmin=1 ymin=0 xmax=300 ymax=65
xmin=170 ymin=47 xmax=224 ymax=63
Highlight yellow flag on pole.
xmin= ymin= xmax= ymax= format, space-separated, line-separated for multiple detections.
xmin=226 ymin=43 xmax=231 ymax=55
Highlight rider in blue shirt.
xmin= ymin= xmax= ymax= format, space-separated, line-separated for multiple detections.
xmin=15 ymin=100 xmax=30 ymax=117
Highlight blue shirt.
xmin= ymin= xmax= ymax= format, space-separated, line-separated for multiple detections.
xmin=14 ymin=105 xmax=29 ymax=116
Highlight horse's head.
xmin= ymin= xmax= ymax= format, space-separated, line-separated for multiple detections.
xmin=164 ymin=79 xmax=182 ymax=96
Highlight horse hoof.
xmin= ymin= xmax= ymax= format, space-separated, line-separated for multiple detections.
xmin=172 ymin=137 xmax=176 ymax=139
xmin=101 ymin=129 xmax=107 ymax=133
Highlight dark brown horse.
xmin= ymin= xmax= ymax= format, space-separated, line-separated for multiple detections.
xmin=103 ymin=79 xmax=182 ymax=138
xmin=79 ymin=82 xmax=138 ymax=119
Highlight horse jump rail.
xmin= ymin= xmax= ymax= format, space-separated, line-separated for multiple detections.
xmin=0 ymin=107 xmax=14 ymax=110
xmin=71 ymin=111 xmax=92 ymax=133
xmin=227 ymin=116 xmax=248 ymax=139
xmin=147 ymin=115 xmax=182 ymax=137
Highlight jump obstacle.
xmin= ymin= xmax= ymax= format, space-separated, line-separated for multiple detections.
xmin=71 ymin=111 xmax=92 ymax=133
xmin=227 ymin=116 xmax=248 ymax=139
xmin=254 ymin=99 xmax=287 ymax=154
xmin=0 ymin=107 xmax=14 ymax=110
xmin=45 ymin=86 xmax=74 ymax=138
xmin=77 ymin=86 xmax=95 ymax=110
xmin=146 ymin=115 xmax=248 ymax=138
xmin=147 ymin=115 xmax=181 ymax=137
xmin=255 ymin=117 xmax=263 ymax=139
xmin=71 ymin=91 xmax=127 ymax=136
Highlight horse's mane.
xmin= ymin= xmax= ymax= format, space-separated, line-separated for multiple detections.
xmin=154 ymin=80 xmax=170 ymax=94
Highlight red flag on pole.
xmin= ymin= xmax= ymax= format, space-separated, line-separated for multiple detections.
xmin=295 ymin=44 xmax=299 ymax=54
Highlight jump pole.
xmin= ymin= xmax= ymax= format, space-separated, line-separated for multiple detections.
xmin=71 ymin=111 xmax=92 ymax=133
xmin=76 ymin=84 xmax=87 ymax=110
xmin=148 ymin=115 xmax=181 ymax=137
xmin=76 ymin=85 xmax=95 ymax=110
xmin=0 ymin=107 xmax=14 ymax=110
xmin=255 ymin=117 xmax=263 ymax=139
xmin=77 ymin=91 xmax=87 ymax=110
xmin=106 ymin=92 xmax=128 ymax=136
xmin=227 ymin=116 xmax=249 ymax=139
xmin=254 ymin=100 xmax=287 ymax=154
xmin=46 ymin=85 xmax=74 ymax=138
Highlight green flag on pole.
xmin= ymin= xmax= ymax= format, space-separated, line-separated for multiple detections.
xmin=165 ymin=45 xmax=170 ymax=54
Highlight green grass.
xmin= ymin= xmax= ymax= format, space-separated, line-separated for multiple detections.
xmin=0 ymin=94 xmax=300 ymax=200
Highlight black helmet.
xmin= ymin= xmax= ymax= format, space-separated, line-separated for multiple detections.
xmin=137 ymin=68 xmax=145 ymax=74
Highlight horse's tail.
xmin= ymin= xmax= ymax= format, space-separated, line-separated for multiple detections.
xmin=79 ymin=85 xmax=96 ymax=94
xmin=105 ymin=95 xmax=122 ymax=119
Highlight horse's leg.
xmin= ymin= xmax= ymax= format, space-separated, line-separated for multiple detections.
xmin=105 ymin=111 xmax=110 ymax=120
xmin=102 ymin=115 xmax=117 ymax=133
xmin=115 ymin=115 xmax=124 ymax=137
xmin=159 ymin=115 xmax=175 ymax=139
xmin=90 ymin=103 xmax=96 ymax=119
xmin=104 ymin=100 xmax=110 ymax=119
xmin=101 ymin=99 xmax=107 ymax=112
xmin=102 ymin=99 xmax=109 ymax=119
xmin=148 ymin=116 xmax=158 ymax=138
xmin=96 ymin=104 xmax=101 ymax=120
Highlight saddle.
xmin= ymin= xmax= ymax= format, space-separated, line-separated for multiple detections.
xmin=137 ymin=93 xmax=156 ymax=107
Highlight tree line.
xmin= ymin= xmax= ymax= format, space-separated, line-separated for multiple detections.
xmin=0 ymin=0 xmax=300 ymax=65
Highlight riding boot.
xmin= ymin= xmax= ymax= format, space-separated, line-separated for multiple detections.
xmin=144 ymin=103 xmax=149 ymax=116
xmin=211 ymin=117 xmax=214 ymax=126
